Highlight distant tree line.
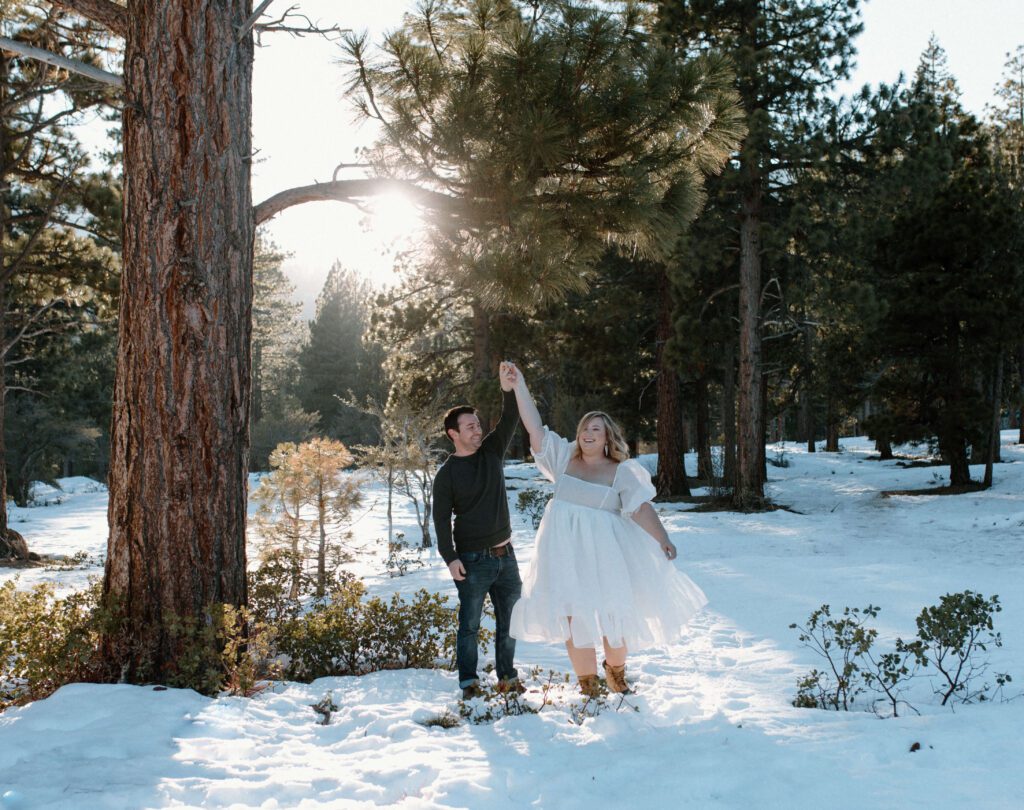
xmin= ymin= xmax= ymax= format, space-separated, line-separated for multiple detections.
xmin=2 ymin=0 xmax=1023 ymax=680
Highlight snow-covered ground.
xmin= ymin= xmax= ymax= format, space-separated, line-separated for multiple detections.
xmin=2 ymin=434 xmax=1022 ymax=809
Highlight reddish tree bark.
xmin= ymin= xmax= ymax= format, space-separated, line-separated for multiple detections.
xmin=102 ymin=0 xmax=253 ymax=679
xmin=655 ymin=270 xmax=689 ymax=497
xmin=734 ymin=181 xmax=765 ymax=508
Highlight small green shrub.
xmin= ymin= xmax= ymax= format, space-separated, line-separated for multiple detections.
xmin=913 ymin=591 xmax=1003 ymax=705
xmin=516 ymin=488 xmax=551 ymax=529
xmin=275 ymin=576 xmax=462 ymax=680
xmin=790 ymin=604 xmax=877 ymax=711
xmin=164 ymin=603 xmax=280 ymax=697
xmin=0 ymin=580 xmax=106 ymax=710
xmin=248 ymin=548 xmax=313 ymax=624
xmin=384 ymin=532 xmax=426 ymax=578
xmin=791 ymin=592 xmax=1008 ymax=716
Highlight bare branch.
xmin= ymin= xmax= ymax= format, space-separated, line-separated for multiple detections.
xmin=251 ymin=4 xmax=347 ymax=44
xmin=254 ymin=178 xmax=457 ymax=225
xmin=238 ymin=0 xmax=276 ymax=41
xmin=0 ymin=35 xmax=123 ymax=88
xmin=333 ymin=161 xmax=373 ymax=181
xmin=48 ymin=0 xmax=128 ymax=39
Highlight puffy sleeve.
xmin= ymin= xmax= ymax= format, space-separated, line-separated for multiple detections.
xmin=532 ymin=427 xmax=574 ymax=483
xmin=617 ymin=459 xmax=657 ymax=515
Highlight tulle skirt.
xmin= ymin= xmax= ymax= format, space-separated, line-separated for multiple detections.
xmin=510 ymin=499 xmax=707 ymax=650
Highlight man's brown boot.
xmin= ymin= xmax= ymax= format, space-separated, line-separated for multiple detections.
xmin=603 ymin=660 xmax=631 ymax=694
xmin=578 ymin=673 xmax=602 ymax=699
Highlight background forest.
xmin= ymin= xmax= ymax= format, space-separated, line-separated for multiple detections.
xmin=1 ymin=0 xmax=1023 ymax=684
xmin=4 ymin=0 xmax=1022 ymax=514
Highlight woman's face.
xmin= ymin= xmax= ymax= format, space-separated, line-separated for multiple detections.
xmin=577 ymin=416 xmax=608 ymax=455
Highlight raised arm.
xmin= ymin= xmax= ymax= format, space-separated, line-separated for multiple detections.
xmin=504 ymin=362 xmax=544 ymax=454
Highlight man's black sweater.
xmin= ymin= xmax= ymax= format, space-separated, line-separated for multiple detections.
xmin=433 ymin=390 xmax=520 ymax=565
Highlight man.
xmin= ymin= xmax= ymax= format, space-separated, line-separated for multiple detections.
xmin=433 ymin=362 xmax=523 ymax=699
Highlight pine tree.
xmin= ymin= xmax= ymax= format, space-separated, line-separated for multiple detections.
xmin=864 ymin=41 xmax=1024 ymax=487
xmin=6 ymin=0 xmax=393 ymax=679
xmin=987 ymin=44 xmax=1024 ymax=444
xmin=249 ymin=235 xmax=315 ymax=470
xmin=344 ymin=0 xmax=744 ymax=424
xmin=657 ymin=0 xmax=864 ymax=508
xmin=251 ymin=235 xmax=303 ymax=425
xmin=253 ymin=438 xmax=363 ymax=598
xmin=1 ymin=2 xmax=120 ymax=549
xmin=297 ymin=262 xmax=385 ymax=446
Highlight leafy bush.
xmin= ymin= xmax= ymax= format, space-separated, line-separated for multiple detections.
xmin=913 ymin=591 xmax=1003 ymax=705
xmin=274 ymin=577 xmax=463 ymax=681
xmin=0 ymin=581 xmax=106 ymax=710
xmin=0 ymin=554 xmax=494 ymax=711
xmin=791 ymin=592 xmax=1008 ymax=716
xmin=790 ymin=604 xmax=877 ymax=711
xmin=165 ymin=604 xmax=281 ymax=697
xmin=384 ymin=532 xmax=426 ymax=577
xmin=516 ymin=488 xmax=551 ymax=529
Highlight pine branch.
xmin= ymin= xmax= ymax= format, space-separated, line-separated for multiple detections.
xmin=48 ymin=0 xmax=128 ymax=39
xmin=1 ymin=172 xmax=78 ymax=285
xmin=1 ymin=300 xmax=63 ymax=358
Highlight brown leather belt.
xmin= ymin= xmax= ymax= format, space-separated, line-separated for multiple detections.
xmin=485 ymin=543 xmax=512 ymax=558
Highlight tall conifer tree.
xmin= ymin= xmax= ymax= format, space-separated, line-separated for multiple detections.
xmin=658 ymin=0 xmax=863 ymax=508
xmin=344 ymin=0 xmax=744 ymax=426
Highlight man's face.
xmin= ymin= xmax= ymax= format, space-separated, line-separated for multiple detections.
xmin=451 ymin=412 xmax=483 ymax=453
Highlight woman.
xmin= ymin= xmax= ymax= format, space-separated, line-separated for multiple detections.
xmin=505 ymin=363 xmax=707 ymax=696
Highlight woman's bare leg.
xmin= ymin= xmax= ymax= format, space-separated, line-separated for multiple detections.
xmin=565 ymin=618 xmax=598 ymax=676
xmin=602 ymin=638 xmax=627 ymax=667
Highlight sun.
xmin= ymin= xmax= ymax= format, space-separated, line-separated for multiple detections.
xmin=360 ymin=190 xmax=425 ymax=287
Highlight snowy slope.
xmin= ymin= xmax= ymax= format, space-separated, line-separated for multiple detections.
xmin=2 ymin=434 xmax=1022 ymax=809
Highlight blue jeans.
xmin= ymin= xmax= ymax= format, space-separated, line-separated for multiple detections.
xmin=453 ymin=546 xmax=522 ymax=688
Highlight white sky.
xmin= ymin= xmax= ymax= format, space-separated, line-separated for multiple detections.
xmin=73 ymin=1 xmax=1024 ymax=314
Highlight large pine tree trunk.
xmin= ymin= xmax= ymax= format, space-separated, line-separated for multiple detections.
xmin=655 ymin=271 xmax=689 ymax=496
xmin=734 ymin=184 xmax=764 ymax=508
xmin=0 ymin=52 xmax=10 ymax=545
xmin=103 ymin=0 xmax=254 ymax=680
xmin=943 ymin=439 xmax=972 ymax=487
xmin=0 ymin=284 xmax=8 ymax=545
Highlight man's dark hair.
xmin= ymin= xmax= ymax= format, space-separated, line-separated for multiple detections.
xmin=443 ymin=405 xmax=476 ymax=440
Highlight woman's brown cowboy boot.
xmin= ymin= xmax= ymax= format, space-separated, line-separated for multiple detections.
xmin=603 ymin=660 xmax=631 ymax=694
xmin=578 ymin=673 xmax=602 ymax=699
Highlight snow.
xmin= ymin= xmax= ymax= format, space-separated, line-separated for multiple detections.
xmin=2 ymin=434 xmax=1023 ymax=809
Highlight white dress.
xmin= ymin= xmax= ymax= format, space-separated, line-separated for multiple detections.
xmin=510 ymin=428 xmax=708 ymax=650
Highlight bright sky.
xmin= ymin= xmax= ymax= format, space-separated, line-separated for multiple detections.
xmin=75 ymin=1 xmax=1024 ymax=315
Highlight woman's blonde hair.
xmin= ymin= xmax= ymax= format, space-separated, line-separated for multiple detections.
xmin=572 ymin=411 xmax=630 ymax=463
